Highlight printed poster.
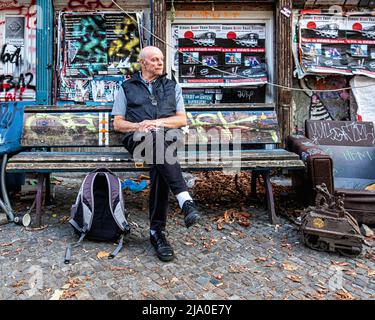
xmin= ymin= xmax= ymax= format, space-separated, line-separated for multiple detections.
xmin=299 ymin=12 xmax=375 ymax=78
xmin=58 ymin=12 xmax=142 ymax=102
xmin=172 ymin=24 xmax=268 ymax=87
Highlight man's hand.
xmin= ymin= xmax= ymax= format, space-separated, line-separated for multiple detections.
xmin=138 ymin=120 xmax=160 ymax=132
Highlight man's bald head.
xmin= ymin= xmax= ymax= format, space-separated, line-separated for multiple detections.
xmin=139 ymin=46 xmax=163 ymax=60
xmin=139 ymin=46 xmax=164 ymax=81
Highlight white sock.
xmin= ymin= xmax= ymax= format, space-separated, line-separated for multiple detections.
xmin=176 ymin=191 xmax=193 ymax=209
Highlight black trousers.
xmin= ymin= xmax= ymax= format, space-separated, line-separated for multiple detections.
xmin=123 ymin=130 xmax=188 ymax=232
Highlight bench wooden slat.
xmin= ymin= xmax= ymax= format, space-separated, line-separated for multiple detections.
xmin=9 ymin=149 xmax=301 ymax=163
xmin=7 ymin=159 xmax=304 ymax=173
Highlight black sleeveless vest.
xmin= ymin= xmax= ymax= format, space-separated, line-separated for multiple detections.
xmin=122 ymin=72 xmax=177 ymax=123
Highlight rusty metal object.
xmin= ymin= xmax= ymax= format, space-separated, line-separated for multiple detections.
xmin=300 ymin=183 xmax=363 ymax=257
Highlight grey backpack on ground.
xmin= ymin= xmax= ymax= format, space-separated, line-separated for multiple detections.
xmin=64 ymin=168 xmax=130 ymax=264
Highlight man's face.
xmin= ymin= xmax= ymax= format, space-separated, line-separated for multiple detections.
xmin=141 ymin=50 xmax=164 ymax=77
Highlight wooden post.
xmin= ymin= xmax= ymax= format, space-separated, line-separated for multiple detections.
xmin=276 ymin=0 xmax=293 ymax=147
xmin=153 ymin=0 xmax=167 ymax=62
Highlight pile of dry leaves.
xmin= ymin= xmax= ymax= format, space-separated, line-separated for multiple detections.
xmin=215 ymin=208 xmax=251 ymax=229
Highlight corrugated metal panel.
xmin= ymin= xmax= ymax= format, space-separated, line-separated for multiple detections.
xmin=36 ymin=0 xmax=53 ymax=104
xmin=54 ymin=0 xmax=149 ymax=11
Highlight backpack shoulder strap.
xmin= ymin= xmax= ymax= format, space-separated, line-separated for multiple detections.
xmin=104 ymin=172 xmax=130 ymax=233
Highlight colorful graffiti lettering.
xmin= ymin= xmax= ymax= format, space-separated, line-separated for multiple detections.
xmin=186 ymin=111 xmax=280 ymax=143
xmin=67 ymin=0 xmax=115 ymax=11
xmin=25 ymin=113 xmax=99 ymax=133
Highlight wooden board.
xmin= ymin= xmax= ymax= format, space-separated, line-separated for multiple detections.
xmin=21 ymin=109 xmax=281 ymax=147
xmin=186 ymin=110 xmax=280 ymax=144
xmin=7 ymin=159 xmax=304 ymax=173
xmin=9 ymin=149 xmax=300 ymax=163
xmin=22 ymin=112 xmax=124 ymax=147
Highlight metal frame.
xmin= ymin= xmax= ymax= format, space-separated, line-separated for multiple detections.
xmin=0 ymin=155 xmax=14 ymax=221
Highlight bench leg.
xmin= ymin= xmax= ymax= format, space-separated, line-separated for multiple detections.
xmin=249 ymin=171 xmax=260 ymax=202
xmin=35 ymin=174 xmax=45 ymax=227
xmin=260 ymin=171 xmax=280 ymax=225
xmin=44 ymin=173 xmax=52 ymax=205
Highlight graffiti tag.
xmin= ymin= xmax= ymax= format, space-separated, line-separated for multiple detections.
xmin=308 ymin=121 xmax=375 ymax=145
xmin=67 ymin=0 xmax=115 ymax=10
xmin=0 ymin=73 xmax=35 ymax=101
xmin=1 ymin=44 xmax=22 ymax=67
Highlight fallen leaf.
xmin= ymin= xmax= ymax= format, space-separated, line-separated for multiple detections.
xmin=282 ymin=263 xmax=298 ymax=271
xmin=368 ymin=270 xmax=375 ymax=277
xmin=331 ymin=261 xmax=349 ymax=267
xmin=50 ymin=289 xmax=64 ymax=300
xmin=170 ymin=277 xmax=179 ymax=285
xmin=25 ymin=225 xmax=48 ymax=231
xmin=343 ymin=269 xmax=357 ymax=277
xmin=10 ymin=280 xmax=26 ymax=288
xmin=255 ymin=257 xmax=268 ymax=263
xmin=265 ymin=261 xmax=276 ymax=268
xmin=1 ymin=242 xmax=13 ymax=247
xmin=286 ymin=275 xmax=302 ymax=283
xmin=61 ymin=290 xmax=77 ymax=300
xmin=97 ymin=251 xmax=110 ymax=259
xmin=238 ymin=220 xmax=251 ymax=227
xmin=355 ymin=263 xmax=370 ymax=271
xmin=335 ymin=289 xmax=355 ymax=300
xmin=228 ymin=264 xmax=247 ymax=273
xmin=204 ymin=225 xmax=212 ymax=232
xmin=59 ymin=216 xmax=70 ymax=224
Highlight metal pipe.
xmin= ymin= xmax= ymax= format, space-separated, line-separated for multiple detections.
xmin=150 ymin=0 xmax=154 ymax=45
xmin=0 ymin=154 xmax=14 ymax=221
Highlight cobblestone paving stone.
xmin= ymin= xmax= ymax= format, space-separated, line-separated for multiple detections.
xmin=0 ymin=178 xmax=374 ymax=300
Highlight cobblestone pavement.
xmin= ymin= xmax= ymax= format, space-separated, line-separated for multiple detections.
xmin=0 ymin=177 xmax=374 ymax=300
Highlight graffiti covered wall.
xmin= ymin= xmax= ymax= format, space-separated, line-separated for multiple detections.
xmin=0 ymin=0 xmax=36 ymax=102
xmin=293 ymin=75 xmax=351 ymax=133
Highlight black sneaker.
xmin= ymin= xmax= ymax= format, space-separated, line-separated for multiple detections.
xmin=182 ymin=200 xmax=201 ymax=228
xmin=150 ymin=231 xmax=174 ymax=262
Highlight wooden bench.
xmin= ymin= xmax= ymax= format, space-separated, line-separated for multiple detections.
xmin=5 ymin=104 xmax=304 ymax=227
